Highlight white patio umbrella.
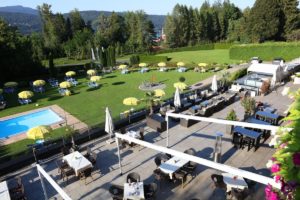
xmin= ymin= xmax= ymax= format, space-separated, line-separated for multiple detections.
xmin=91 ymin=48 xmax=96 ymax=61
xmin=211 ymin=75 xmax=218 ymax=92
xmin=105 ymin=107 xmax=115 ymax=144
xmin=174 ymin=87 xmax=181 ymax=108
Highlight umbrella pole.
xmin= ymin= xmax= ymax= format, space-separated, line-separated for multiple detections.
xmin=116 ymin=138 xmax=123 ymax=175
xmin=166 ymin=116 xmax=169 ymax=147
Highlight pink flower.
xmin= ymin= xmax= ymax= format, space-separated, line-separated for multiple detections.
xmin=279 ymin=143 xmax=287 ymax=149
xmin=265 ymin=184 xmax=272 ymax=197
xmin=292 ymin=152 xmax=300 ymax=166
xmin=274 ymin=175 xmax=281 ymax=183
xmin=271 ymin=164 xmax=280 ymax=173
xmin=269 ymin=191 xmax=279 ymax=200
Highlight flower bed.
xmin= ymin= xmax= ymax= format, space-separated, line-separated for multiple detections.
xmin=266 ymin=89 xmax=300 ymax=199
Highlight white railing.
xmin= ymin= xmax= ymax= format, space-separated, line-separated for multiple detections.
xmin=36 ymin=164 xmax=72 ymax=200
xmin=115 ymin=133 xmax=280 ymax=189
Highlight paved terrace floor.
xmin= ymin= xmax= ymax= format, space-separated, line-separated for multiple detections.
xmin=2 ymin=81 xmax=297 ymax=200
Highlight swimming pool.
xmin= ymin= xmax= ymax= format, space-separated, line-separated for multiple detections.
xmin=0 ymin=109 xmax=63 ymax=138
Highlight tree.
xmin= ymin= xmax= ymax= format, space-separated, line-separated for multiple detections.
xmin=248 ymin=0 xmax=285 ymax=42
xmin=282 ymin=0 xmax=300 ymax=36
xmin=69 ymin=9 xmax=85 ymax=33
xmin=48 ymin=52 xmax=56 ymax=77
xmin=65 ymin=17 xmax=73 ymax=40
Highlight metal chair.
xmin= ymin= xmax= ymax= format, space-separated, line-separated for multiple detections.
xmin=139 ymin=127 xmax=145 ymax=140
xmin=154 ymin=156 xmax=162 ymax=167
xmin=109 ymin=184 xmax=124 ymax=200
xmin=79 ymin=168 xmax=94 ymax=185
xmin=184 ymin=148 xmax=196 ymax=156
xmin=211 ymin=174 xmax=227 ymax=190
xmin=144 ymin=183 xmax=158 ymax=200
xmin=61 ymin=168 xmax=75 ymax=183
xmin=56 ymin=159 xmax=68 ymax=174
xmin=174 ymin=170 xmax=190 ymax=188
xmin=231 ymin=188 xmax=249 ymax=200
xmin=126 ymin=172 xmax=140 ymax=183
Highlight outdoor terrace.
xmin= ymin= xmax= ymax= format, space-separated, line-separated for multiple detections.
xmin=1 ymin=81 xmax=296 ymax=200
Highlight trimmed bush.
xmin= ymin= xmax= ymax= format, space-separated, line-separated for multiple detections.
xmin=229 ymin=68 xmax=247 ymax=82
xmin=139 ymin=55 xmax=168 ymax=64
xmin=229 ymin=42 xmax=300 ymax=61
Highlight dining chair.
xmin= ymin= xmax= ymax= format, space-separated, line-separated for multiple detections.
xmin=126 ymin=172 xmax=140 ymax=183
xmin=144 ymin=183 xmax=158 ymax=200
xmin=109 ymin=184 xmax=124 ymax=200
xmin=79 ymin=168 xmax=94 ymax=185
xmin=211 ymin=174 xmax=227 ymax=190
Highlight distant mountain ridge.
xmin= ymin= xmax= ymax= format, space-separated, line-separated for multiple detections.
xmin=0 ymin=5 xmax=165 ymax=35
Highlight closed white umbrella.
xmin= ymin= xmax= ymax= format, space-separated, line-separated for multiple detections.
xmin=105 ymin=107 xmax=115 ymax=144
xmin=211 ymin=75 xmax=218 ymax=92
xmin=174 ymin=87 xmax=181 ymax=108
xmin=91 ymin=48 xmax=96 ymax=61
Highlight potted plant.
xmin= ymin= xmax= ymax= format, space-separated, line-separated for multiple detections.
xmin=241 ymin=96 xmax=256 ymax=120
xmin=225 ymin=109 xmax=238 ymax=134
xmin=144 ymin=91 xmax=160 ymax=115
xmin=219 ymin=72 xmax=231 ymax=93
xmin=260 ymin=80 xmax=270 ymax=95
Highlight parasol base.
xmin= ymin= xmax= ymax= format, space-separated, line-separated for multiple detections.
xmin=106 ymin=138 xmax=115 ymax=144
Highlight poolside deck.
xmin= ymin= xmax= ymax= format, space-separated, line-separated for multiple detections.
xmin=1 ymin=81 xmax=297 ymax=200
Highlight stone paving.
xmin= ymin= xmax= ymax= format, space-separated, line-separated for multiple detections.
xmin=1 ymin=81 xmax=298 ymax=200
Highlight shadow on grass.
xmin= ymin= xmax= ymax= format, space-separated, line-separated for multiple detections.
xmin=86 ymin=87 xmax=100 ymax=92
xmin=112 ymin=82 xmax=125 ymax=86
xmin=105 ymin=75 xmax=117 ymax=79
xmin=47 ymin=96 xmax=64 ymax=101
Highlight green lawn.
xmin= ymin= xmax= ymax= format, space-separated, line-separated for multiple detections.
xmin=42 ymin=57 xmax=92 ymax=67
xmin=0 ymin=70 xmax=213 ymax=127
xmin=157 ymin=49 xmax=238 ymax=65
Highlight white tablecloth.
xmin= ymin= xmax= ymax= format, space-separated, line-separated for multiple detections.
xmin=222 ymin=173 xmax=248 ymax=192
xmin=63 ymin=151 xmax=92 ymax=176
xmin=124 ymin=182 xmax=144 ymax=200
xmin=0 ymin=181 xmax=11 ymax=200
xmin=159 ymin=156 xmax=189 ymax=179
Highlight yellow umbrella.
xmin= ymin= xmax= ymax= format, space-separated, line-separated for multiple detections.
xmin=118 ymin=64 xmax=128 ymax=69
xmin=65 ymin=89 xmax=72 ymax=96
xmin=198 ymin=63 xmax=208 ymax=67
xmin=27 ymin=126 xmax=51 ymax=140
xmin=59 ymin=81 xmax=72 ymax=89
xmin=4 ymin=82 xmax=18 ymax=88
xmin=158 ymin=62 xmax=166 ymax=67
xmin=33 ymin=80 xmax=46 ymax=86
xmin=177 ymin=62 xmax=185 ymax=67
xmin=173 ymin=82 xmax=187 ymax=90
xmin=154 ymin=89 xmax=165 ymax=97
xmin=66 ymin=71 xmax=76 ymax=77
xmin=87 ymin=69 xmax=97 ymax=76
xmin=90 ymin=76 xmax=102 ymax=82
xmin=139 ymin=63 xmax=147 ymax=67
xmin=18 ymin=91 xmax=34 ymax=99
xmin=123 ymin=97 xmax=139 ymax=106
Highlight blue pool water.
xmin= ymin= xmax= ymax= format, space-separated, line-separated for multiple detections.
xmin=0 ymin=109 xmax=63 ymax=138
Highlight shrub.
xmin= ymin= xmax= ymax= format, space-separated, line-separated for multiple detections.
xmin=226 ymin=109 xmax=238 ymax=121
xmin=241 ymin=97 xmax=256 ymax=115
xmin=229 ymin=42 xmax=300 ymax=61
xmin=179 ymin=76 xmax=186 ymax=82
xmin=129 ymin=55 xmax=140 ymax=65
xmin=229 ymin=68 xmax=247 ymax=82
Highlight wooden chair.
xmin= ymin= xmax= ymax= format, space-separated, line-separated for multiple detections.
xmin=79 ymin=168 xmax=93 ymax=185
xmin=126 ymin=172 xmax=140 ymax=183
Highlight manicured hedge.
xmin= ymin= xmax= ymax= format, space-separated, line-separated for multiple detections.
xmin=139 ymin=55 xmax=168 ymax=64
xmin=229 ymin=42 xmax=300 ymax=61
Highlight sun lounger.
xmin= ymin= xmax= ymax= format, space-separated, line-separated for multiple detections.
xmin=146 ymin=114 xmax=167 ymax=133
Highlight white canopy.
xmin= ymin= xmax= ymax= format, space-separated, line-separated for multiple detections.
xmin=248 ymin=63 xmax=284 ymax=82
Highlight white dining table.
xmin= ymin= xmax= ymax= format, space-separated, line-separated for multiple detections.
xmin=63 ymin=151 xmax=92 ymax=176
xmin=123 ymin=182 xmax=144 ymax=200
xmin=159 ymin=156 xmax=189 ymax=179
xmin=0 ymin=181 xmax=11 ymax=200
xmin=222 ymin=173 xmax=248 ymax=192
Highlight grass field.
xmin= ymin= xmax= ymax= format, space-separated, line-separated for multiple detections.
xmin=157 ymin=49 xmax=238 ymax=65
xmin=0 ymin=70 xmax=213 ymax=127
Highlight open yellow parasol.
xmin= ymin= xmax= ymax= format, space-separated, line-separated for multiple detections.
xmin=33 ymin=80 xmax=46 ymax=86
xmin=65 ymin=71 xmax=76 ymax=77
xmin=87 ymin=69 xmax=97 ymax=76
xmin=18 ymin=91 xmax=34 ymax=99
xmin=154 ymin=89 xmax=165 ymax=97
xmin=177 ymin=62 xmax=185 ymax=67
xmin=198 ymin=63 xmax=208 ymax=67
xmin=27 ymin=126 xmax=52 ymax=140
xmin=118 ymin=64 xmax=128 ymax=69
xmin=158 ymin=62 xmax=166 ymax=67
xmin=123 ymin=97 xmax=139 ymax=106
xmin=173 ymin=82 xmax=187 ymax=90
xmin=90 ymin=76 xmax=102 ymax=82
xmin=4 ymin=82 xmax=18 ymax=88
xmin=59 ymin=81 xmax=72 ymax=89
xmin=139 ymin=63 xmax=147 ymax=68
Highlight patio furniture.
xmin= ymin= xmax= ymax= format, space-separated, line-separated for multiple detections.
xmin=146 ymin=114 xmax=166 ymax=133
xmin=144 ymin=183 xmax=157 ymax=200
xmin=56 ymin=159 xmax=68 ymax=174
xmin=61 ymin=167 xmax=75 ymax=183
xmin=231 ymin=188 xmax=249 ymax=200
xmin=154 ymin=156 xmax=162 ymax=167
xmin=9 ymin=184 xmax=25 ymax=200
xmin=232 ymin=132 xmax=243 ymax=149
xmin=255 ymin=111 xmax=280 ymax=125
xmin=180 ymin=112 xmax=198 ymax=128
xmin=0 ymin=101 xmax=7 ymax=110
xmin=233 ymin=127 xmax=262 ymax=151
xmin=211 ymin=174 xmax=227 ymax=190
xmin=178 ymin=67 xmax=187 ymax=72
xmin=189 ymin=105 xmax=201 ymax=114
xmin=79 ymin=168 xmax=94 ymax=185
xmin=222 ymin=173 xmax=248 ymax=193
xmin=159 ymin=156 xmax=189 ymax=179
xmin=184 ymin=148 xmax=196 ymax=156
xmin=139 ymin=127 xmax=144 ymax=141
xmin=153 ymin=169 xmax=169 ymax=188
xmin=109 ymin=184 xmax=124 ymax=200
xmin=88 ymin=82 xmax=99 ymax=88
xmin=61 ymin=147 xmax=70 ymax=156
xmin=127 ymin=172 xmax=141 ymax=183
xmin=263 ymin=107 xmax=275 ymax=113
xmin=63 ymin=151 xmax=93 ymax=176
xmin=1 ymin=181 xmax=11 ymax=200
xmin=88 ymin=152 xmax=97 ymax=165
xmin=124 ymin=182 xmax=144 ymax=200
xmin=174 ymin=170 xmax=189 ymax=188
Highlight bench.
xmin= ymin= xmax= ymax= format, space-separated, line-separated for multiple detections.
xmin=146 ymin=114 xmax=167 ymax=133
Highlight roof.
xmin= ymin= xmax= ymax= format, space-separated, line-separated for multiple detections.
xmin=248 ymin=63 xmax=281 ymax=75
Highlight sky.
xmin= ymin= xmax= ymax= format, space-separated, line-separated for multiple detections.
xmin=0 ymin=0 xmax=255 ymax=15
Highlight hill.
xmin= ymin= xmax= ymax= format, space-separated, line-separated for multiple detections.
xmin=0 ymin=6 xmax=165 ymax=35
